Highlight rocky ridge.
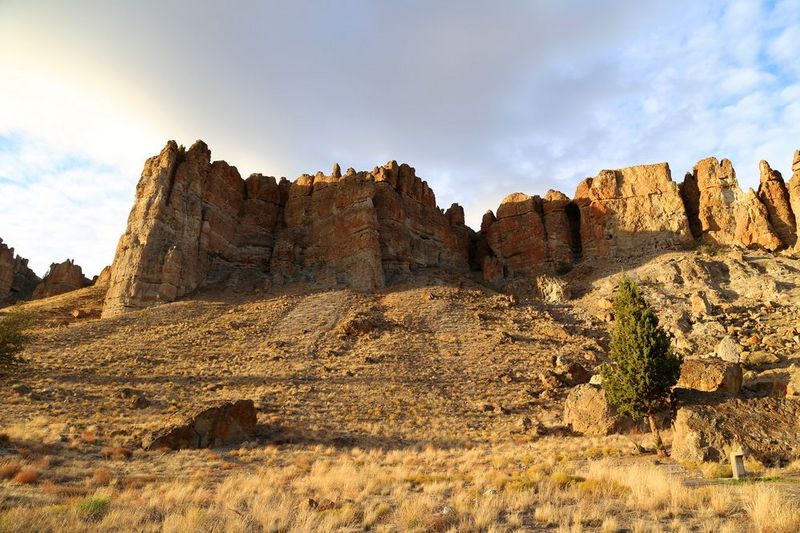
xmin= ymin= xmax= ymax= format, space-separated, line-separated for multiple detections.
xmin=0 ymin=238 xmax=40 ymax=305
xmin=101 ymin=141 xmax=800 ymax=316
xmin=32 ymin=259 xmax=91 ymax=300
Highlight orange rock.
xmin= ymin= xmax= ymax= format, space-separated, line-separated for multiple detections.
xmin=757 ymin=160 xmax=796 ymax=248
xmin=32 ymin=259 xmax=90 ymax=299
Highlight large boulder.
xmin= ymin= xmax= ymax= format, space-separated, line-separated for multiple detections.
xmin=677 ymin=358 xmax=742 ymax=394
xmin=563 ymin=384 xmax=636 ymax=436
xmin=143 ymin=399 xmax=257 ymax=450
xmin=31 ymin=259 xmax=90 ymax=299
xmin=671 ymin=395 xmax=800 ymax=464
xmin=573 ymin=163 xmax=693 ymax=259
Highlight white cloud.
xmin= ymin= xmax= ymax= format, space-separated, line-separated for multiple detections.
xmin=0 ymin=0 xmax=798 ymax=275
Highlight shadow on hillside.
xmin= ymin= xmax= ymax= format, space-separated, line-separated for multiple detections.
xmin=256 ymin=424 xmax=468 ymax=450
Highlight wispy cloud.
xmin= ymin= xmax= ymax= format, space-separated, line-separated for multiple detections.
xmin=0 ymin=0 xmax=798 ymax=276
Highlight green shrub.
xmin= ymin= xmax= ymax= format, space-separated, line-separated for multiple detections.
xmin=0 ymin=311 xmax=33 ymax=371
xmin=601 ymin=278 xmax=681 ymax=455
xmin=76 ymin=496 xmax=110 ymax=521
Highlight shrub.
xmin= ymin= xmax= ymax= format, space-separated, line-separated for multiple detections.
xmin=601 ymin=278 xmax=681 ymax=456
xmin=12 ymin=468 xmax=38 ymax=484
xmin=0 ymin=311 xmax=33 ymax=371
xmin=77 ymin=496 xmax=111 ymax=521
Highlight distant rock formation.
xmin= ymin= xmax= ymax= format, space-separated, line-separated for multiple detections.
xmin=0 ymin=238 xmax=40 ymax=305
xmin=32 ymin=259 xmax=91 ymax=299
xmin=102 ymin=141 xmax=470 ymax=317
xmin=102 ymin=141 xmax=800 ymax=315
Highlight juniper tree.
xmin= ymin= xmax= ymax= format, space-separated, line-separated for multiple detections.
xmin=0 ymin=311 xmax=32 ymax=372
xmin=601 ymin=278 xmax=681 ymax=456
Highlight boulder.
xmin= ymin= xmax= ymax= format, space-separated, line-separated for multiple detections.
xmin=535 ymin=275 xmax=570 ymax=303
xmin=690 ymin=292 xmax=711 ymax=315
xmin=734 ymin=189 xmax=783 ymax=251
xmin=32 ymin=259 xmax=90 ymax=299
xmin=671 ymin=395 xmax=800 ymax=463
xmin=142 ymin=399 xmax=257 ymax=450
xmin=573 ymin=163 xmax=693 ymax=259
xmin=563 ymin=384 xmax=636 ymax=436
xmin=677 ymin=358 xmax=741 ymax=393
xmin=757 ymin=161 xmax=796 ymax=248
xmin=715 ymin=336 xmax=741 ymax=363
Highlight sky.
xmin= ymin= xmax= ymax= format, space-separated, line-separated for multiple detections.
xmin=1 ymin=0 xmax=799 ymax=277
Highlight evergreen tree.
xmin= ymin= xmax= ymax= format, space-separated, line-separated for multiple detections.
xmin=0 ymin=311 xmax=32 ymax=372
xmin=601 ymin=277 xmax=681 ymax=456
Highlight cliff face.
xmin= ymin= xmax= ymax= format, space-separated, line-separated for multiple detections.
xmin=102 ymin=142 xmax=471 ymax=317
xmin=0 ymin=238 xmax=40 ymax=305
xmin=102 ymin=141 xmax=800 ymax=315
xmin=31 ymin=259 xmax=91 ymax=300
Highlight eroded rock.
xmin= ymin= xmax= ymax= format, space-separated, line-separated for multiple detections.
xmin=563 ymin=384 xmax=636 ymax=436
xmin=671 ymin=395 xmax=800 ymax=464
xmin=142 ymin=399 xmax=257 ymax=450
xmin=32 ymin=259 xmax=90 ymax=299
xmin=677 ymin=358 xmax=742 ymax=394
xmin=0 ymin=238 xmax=40 ymax=305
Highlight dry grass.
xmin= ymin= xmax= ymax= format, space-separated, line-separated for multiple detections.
xmin=12 ymin=468 xmax=38 ymax=485
xmin=1 ymin=440 xmax=797 ymax=532
xmin=1 ymin=257 xmax=799 ymax=531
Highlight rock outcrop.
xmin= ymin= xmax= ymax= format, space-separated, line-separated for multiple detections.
xmin=677 ymin=358 xmax=742 ymax=394
xmin=681 ymin=157 xmax=785 ymax=251
xmin=103 ymin=141 xmax=470 ymax=317
xmin=102 ymin=142 xmax=800 ymax=314
xmin=671 ymin=395 xmax=800 ymax=464
xmin=143 ymin=399 xmax=257 ymax=450
xmin=32 ymin=259 xmax=91 ymax=299
xmin=789 ymin=150 xmax=800 ymax=249
xmin=757 ymin=161 xmax=796 ymax=248
xmin=574 ymin=163 xmax=693 ymax=259
xmin=0 ymin=238 xmax=40 ymax=305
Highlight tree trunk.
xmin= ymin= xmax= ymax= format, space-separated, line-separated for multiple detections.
xmin=648 ymin=413 xmax=667 ymax=457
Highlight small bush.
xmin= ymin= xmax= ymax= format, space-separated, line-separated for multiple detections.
xmin=12 ymin=468 xmax=38 ymax=484
xmin=0 ymin=462 xmax=21 ymax=480
xmin=92 ymin=468 xmax=113 ymax=486
xmin=77 ymin=496 xmax=111 ymax=521
xmin=0 ymin=311 xmax=33 ymax=370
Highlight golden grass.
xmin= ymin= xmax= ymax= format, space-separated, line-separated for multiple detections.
xmin=1 ymin=440 xmax=793 ymax=532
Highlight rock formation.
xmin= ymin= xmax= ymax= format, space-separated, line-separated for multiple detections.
xmin=789 ymin=150 xmax=800 ymax=249
xmin=101 ymin=142 xmax=800 ymax=314
xmin=31 ymin=259 xmax=91 ymax=300
xmin=103 ymin=141 xmax=470 ymax=317
xmin=0 ymin=238 xmax=40 ymax=305
xmin=573 ymin=163 xmax=693 ymax=259
xmin=757 ymin=161 xmax=796 ymax=248
xmin=142 ymin=399 xmax=257 ymax=450
xmin=680 ymin=157 xmax=785 ymax=251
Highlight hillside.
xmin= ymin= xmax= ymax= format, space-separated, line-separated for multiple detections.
xmin=2 ymin=248 xmax=800 ymax=530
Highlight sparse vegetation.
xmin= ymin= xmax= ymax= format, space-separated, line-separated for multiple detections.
xmin=601 ymin=278 xmax=681 ymax=455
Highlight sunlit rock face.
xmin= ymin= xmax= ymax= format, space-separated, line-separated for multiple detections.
xmin=102 ymin=141 xmax=470 ymax=317
xmin=103 ymin=141 xmax=800 ymax=314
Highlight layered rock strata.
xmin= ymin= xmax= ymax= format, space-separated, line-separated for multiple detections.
xmin=32 ymin=259 xmax=91 ymax=300
xmin=103 ymin=141 xmax=470 ymax=317
xmin=0 ymin=238 xmax=40 ymax=305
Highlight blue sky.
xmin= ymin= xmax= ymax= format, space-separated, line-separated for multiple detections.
xmin=1 ymin=0 xmax=799 ymax=276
